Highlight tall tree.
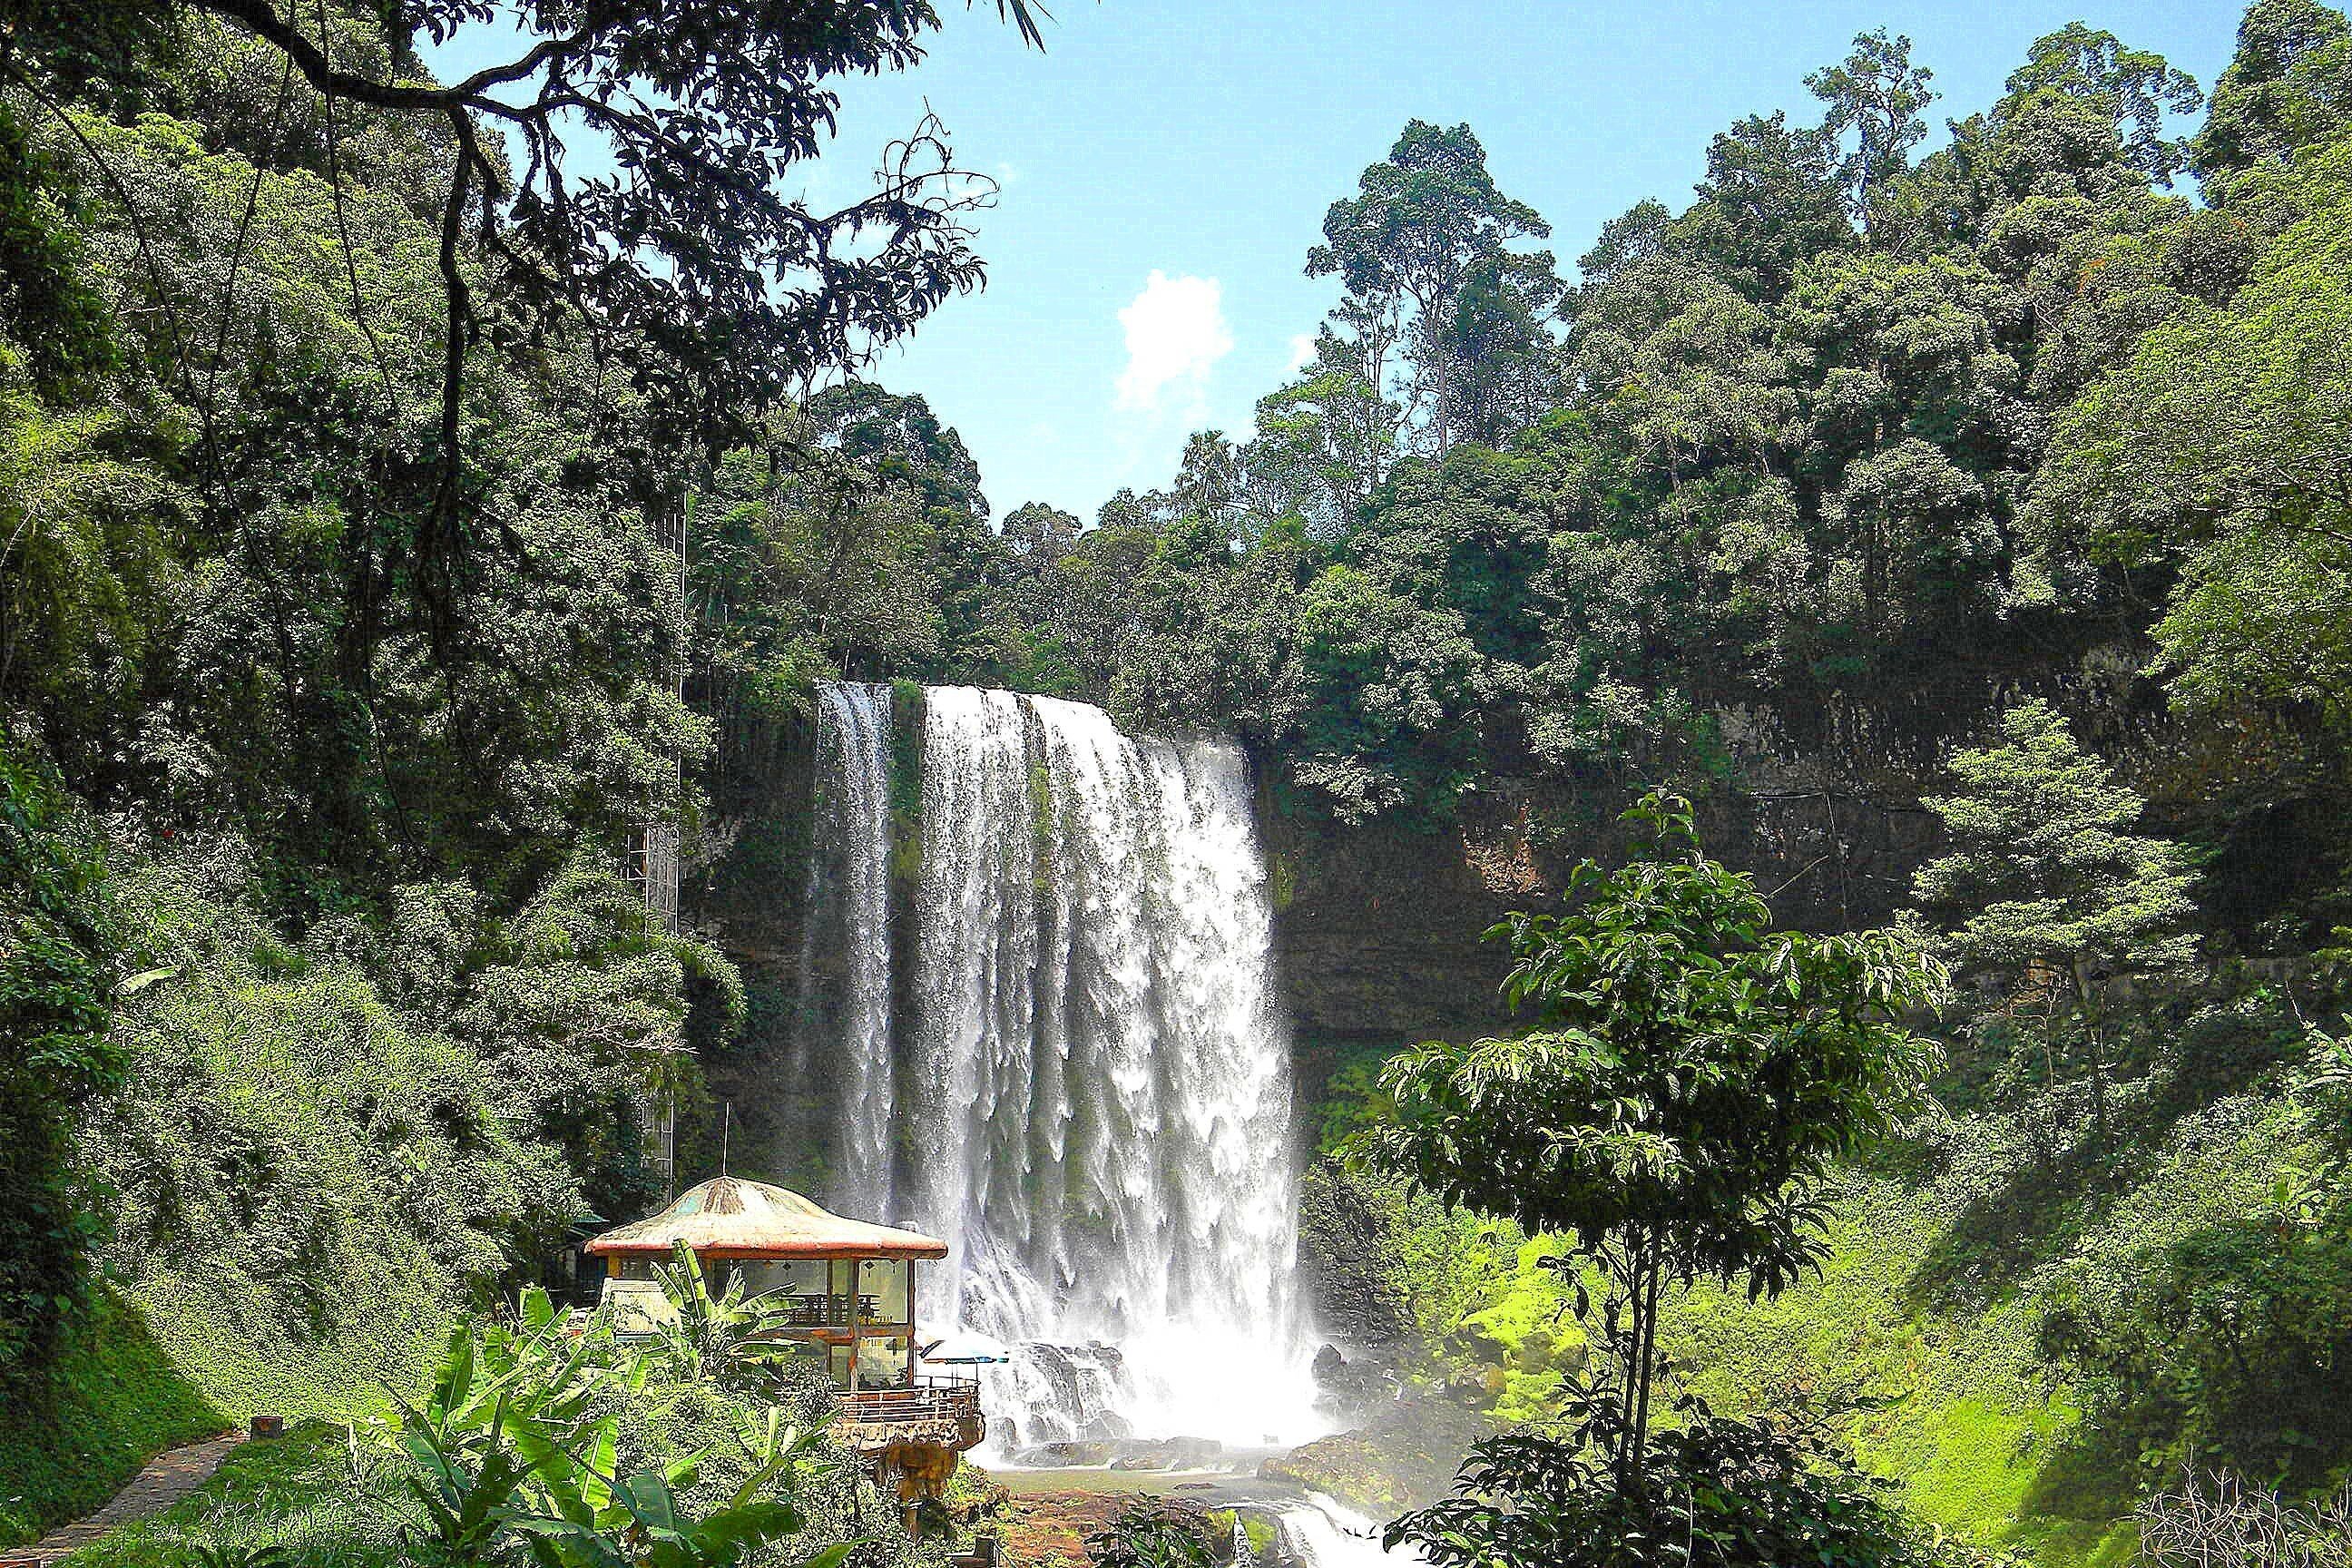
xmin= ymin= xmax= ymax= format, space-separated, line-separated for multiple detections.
xmin=1357 ymin=790 xmax=1943 ymax=1498
xmin=1308 ymin=121 xmax=1559 ymax=454
xmin=1996 ymin=21 xmax=2204 ymax=188
xmin=1673 ymin=112 xmax=1853 ymax=300
xmin=1241 ymin=297 xmax=1409 ymax=537
xmin=7 ymin=0 xmax=1045 ymax=635
xmin=1000 ymin=501 xmax=1082 ymax=560
xmin=1806 ymin=28 xmax=1938 ymax=230
xmin=2191 ymin=0 xmax=2352 ymax=187
xmin=1912 ymin=701 xmax=2197 ymax=1148
xmin=2034 ymin=163 xmax=2352 ymax=740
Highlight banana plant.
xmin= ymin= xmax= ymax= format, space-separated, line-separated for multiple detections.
xmin=384 ymin=1286 xmax=631 ymax=1564
xmin=650 ymin=1241 xmax=804 ymax=1395
xmin=509 ymin=1411 xmax=852 ymax=1568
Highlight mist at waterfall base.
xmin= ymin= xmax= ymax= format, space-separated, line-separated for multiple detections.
xmin=794 ymin=682 xmax=1327 ymax=1457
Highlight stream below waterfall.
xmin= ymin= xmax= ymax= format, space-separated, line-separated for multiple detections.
xmin=991 ymin=1464 xmax=1424 ymax=1568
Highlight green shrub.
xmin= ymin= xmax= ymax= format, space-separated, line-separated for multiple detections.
xmin=0 ymin=740 xmax=127 ymax=1386
xmin=1390 ymin=1407 xmax=2002 ymax=1568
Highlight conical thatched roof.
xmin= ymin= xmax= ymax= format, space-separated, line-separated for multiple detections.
xmin=584 ymin=1176 xmax=948 ymax=1261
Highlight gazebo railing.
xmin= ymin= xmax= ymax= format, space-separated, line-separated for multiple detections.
xmin=838 ymin=1374 xmax=981 ymax=1426
xmin=771 ymin=1292 xmax=881 ymax=1328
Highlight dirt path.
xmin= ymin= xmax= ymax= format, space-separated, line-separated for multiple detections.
xmin=5 ymin=1433 xmax=243 ymax=1564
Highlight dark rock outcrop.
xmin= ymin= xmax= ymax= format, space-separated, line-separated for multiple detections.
xmin=1294 ymin=1160 xmax=1410 ymax=1364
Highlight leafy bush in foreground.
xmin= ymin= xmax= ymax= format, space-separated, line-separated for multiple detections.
xmin=381 ymin=1285 xmax=855 ymax=1568
xmin=1389 ymin=1402 xmax=2004 ymax=1568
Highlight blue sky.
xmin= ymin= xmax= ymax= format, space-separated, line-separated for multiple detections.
xmin=429 ymin=1 xmax=2239 ymax=523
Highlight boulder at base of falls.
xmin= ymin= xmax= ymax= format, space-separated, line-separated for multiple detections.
xmin=1309 ymin=1344 xmax=1395 ymax=1423
xmin=1021 ymin=1441 xmax=1116 ymax=1467
xmin=1107 ymin=1436 xmax=1225 ymax=1471
xmin=1013 ymin=1341 xmax=1136 ymax=1443
xmin=1259 ymin=1394 xmax=1489 ymax=1516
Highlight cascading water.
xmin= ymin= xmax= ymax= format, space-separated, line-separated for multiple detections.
xmin=783 ymin=681 xmax=899 ymax=1193
xmin=809 ymin=681 xmax=897 ymax=1220
xmin=796 ymin=681 xmax=1319 ymax=1452
xmin=1263 ymin=1496 xmax=1427 ymax=1568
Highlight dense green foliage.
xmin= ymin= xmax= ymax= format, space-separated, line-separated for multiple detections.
xmin=1909 ymin=701 xmax=2198 ymax=1154
xmin=379 ymin=1283 xmax=852 ymax=1568
xmin=0 ymin=743 xmax=125 ymax=1382
xmin=918 ymin=4 xmax=2346 ymax=917
xmin=1308 ymin=965 xmax=2352 ymax=1563
xmin=0 ymin=0 xmax=1044 ymax=1543
xmin=1392 ymin=1417 xmax=1984 ymax=1568
xmin=1358 ymin=792 xmax=1943 ymax=1493
xmin=5 ymin=0 xmax=2352 ymax=1560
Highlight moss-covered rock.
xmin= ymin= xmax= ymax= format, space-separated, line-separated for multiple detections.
xmin=1259 ymin=1393 xmax=1489 ymax=1516
xmin=1296 ymin=1159 xmax=1411 ymax=1361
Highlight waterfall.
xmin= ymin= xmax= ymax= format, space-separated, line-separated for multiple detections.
xmin=786 ymin=681 xmax=899 ymax=1196
xmin=799 ymin=681 xmax=1318 ymax=1449
xmin=814 ymin=681 xmax=897 ymax=1220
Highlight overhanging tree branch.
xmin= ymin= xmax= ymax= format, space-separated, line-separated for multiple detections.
xmin=24 ymin=0 xmax=1052 ymax=650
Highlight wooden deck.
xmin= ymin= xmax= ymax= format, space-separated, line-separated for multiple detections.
xmin=830 ymin=1374 xmax=985 ymax=1455
xmin=841 ymin=1373 xmax=983 ymax=1425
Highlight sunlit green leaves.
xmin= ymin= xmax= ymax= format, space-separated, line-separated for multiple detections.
xmin=2037 ymin=146 xmax=2352 ymax=736
xmin=1354 ymin=789 xmax=1944 ymax=1486
xmin=1913 ymin=699 xmax=2198 ymax=988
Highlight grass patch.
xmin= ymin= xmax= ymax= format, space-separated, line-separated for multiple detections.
xmin=56 ymin=1419 xmax=405 ymax=1568
xmin=127 ymin=1257 xmax=446 ymax=1431
xmin=0 ymin=1289 xmax=230 ymax=1546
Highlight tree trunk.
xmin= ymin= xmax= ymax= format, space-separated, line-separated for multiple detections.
xmin=2073 ymin=956 xmax=2108 ymax=1161
xmin=1619 ymin=1238 xmax=1662 ymax=1504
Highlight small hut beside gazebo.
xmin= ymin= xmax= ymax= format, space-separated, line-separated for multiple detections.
xmin=585 ymin=1176 xmax=985 ymax=1510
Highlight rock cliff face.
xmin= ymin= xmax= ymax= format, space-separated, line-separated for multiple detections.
xmin=1261 ymin=730 xmax=1956 ymax=1076
xmin=1265 ymin=803 xmax=1520 ymax=1047
xmin=1262 ymin=641 xmax=2234 ymax=1064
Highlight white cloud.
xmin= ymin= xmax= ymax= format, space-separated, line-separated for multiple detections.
xmin=1114 ymin=271 xmax=1234 ymax=415
xmin=1286 ymin=332 xmax=1318 ymax=372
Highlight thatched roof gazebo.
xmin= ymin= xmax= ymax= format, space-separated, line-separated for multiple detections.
xmin=585 ymin=1176 xmax=982 ymax=1504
